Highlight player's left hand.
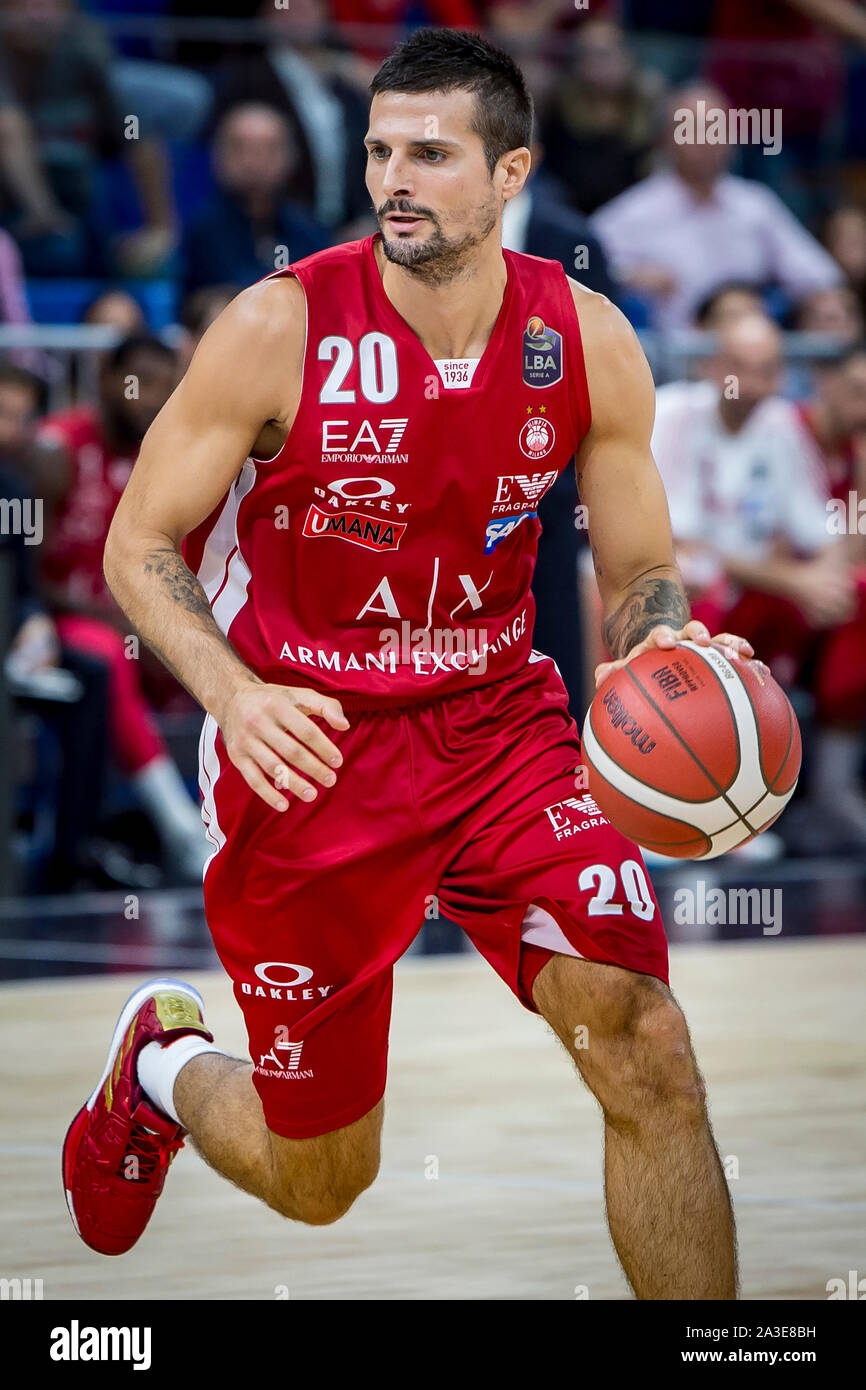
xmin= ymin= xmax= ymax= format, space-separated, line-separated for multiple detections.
xmin=594 ymin=619 xmax=755 ymax=690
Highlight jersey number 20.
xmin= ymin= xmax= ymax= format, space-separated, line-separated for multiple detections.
xmin=318 ymin=334 xmax=399 ymax=404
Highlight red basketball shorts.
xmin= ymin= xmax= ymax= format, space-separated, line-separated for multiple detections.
xmin=198 ymin=656 xmax=669 ymax=1138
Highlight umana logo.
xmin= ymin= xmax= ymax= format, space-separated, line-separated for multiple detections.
xmin=302 ymin=504 xmax=406 ymax=551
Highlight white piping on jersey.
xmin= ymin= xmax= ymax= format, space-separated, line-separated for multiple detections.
xmin=198 ymin=713 xmax=226 ymax=876
xmin=423 ymin=555 xmax=440 ymax=632
xmin=529 ymin=647 xmax=562 ymax=680
xmin=197 ymin=461 xmax=257 ymax=638
xmin=250 ymin=271 xmax=308 ymax=466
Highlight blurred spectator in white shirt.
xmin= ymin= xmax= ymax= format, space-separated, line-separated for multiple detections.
xmin=652 ymin=314 xmax=866 ymax=850
xmin=592 ymin=83 xmax=842 ymax=332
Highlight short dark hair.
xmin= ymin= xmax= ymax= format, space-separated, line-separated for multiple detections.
xmin=370 ymin=27 xmax=533 ymax=177
xmin=694 ymin=281 xmax=764 ymax=327
xmin=104 ymin=334 xmax=176 ymax=374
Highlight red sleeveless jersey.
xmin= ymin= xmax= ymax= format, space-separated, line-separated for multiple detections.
xmin=184 ymin=233 xmax=591 ymax=708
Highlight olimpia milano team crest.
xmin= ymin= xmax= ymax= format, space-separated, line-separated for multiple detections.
xmin=519 ymin=413 xmax=556 ymax=459
xmin=522 ymin=315 xmax=563 ymax=388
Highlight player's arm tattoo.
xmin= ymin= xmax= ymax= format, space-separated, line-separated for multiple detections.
xmin=143 ymin=545 xmax=214 ymax=622
xmin=138 ymin=545 xmax=248 ymax=694
xmin=602 ymin=569 xmax=689 ymax=659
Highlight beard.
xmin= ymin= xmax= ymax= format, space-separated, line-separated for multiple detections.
xmin=378 ymin=199 xmax=499 ymax=286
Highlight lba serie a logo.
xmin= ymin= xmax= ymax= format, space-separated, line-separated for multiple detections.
xmin=523 ymin=315 xmax=563 ymax=388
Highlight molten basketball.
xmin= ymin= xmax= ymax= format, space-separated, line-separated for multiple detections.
xmin=581 ymin=641 xmax=802 ymax=859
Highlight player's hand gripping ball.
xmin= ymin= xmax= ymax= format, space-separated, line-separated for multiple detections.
xmin=582 ymin=630 xmax=801 ymax=859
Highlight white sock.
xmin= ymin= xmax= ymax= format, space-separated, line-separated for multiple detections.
xmin=137 ymin=1035 xmax=224 ymax=1125
xmin=133 ymin=755 xmax=205 ymax=846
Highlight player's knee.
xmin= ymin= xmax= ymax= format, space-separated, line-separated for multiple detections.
xmin=589 ymin=985 xmax=705 ymax=1122
xmin=270 ymin=1154 xmax=380 ymax=1226
xmin=629 ymin=997 xmax=706 ymax=1113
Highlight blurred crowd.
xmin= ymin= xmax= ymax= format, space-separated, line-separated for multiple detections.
xmin=2 ymin=0 xmax=866 ymax=888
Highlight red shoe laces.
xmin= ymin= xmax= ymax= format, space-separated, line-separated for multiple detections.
xmin=119 ymin=1126 xmax=183 ymax=1183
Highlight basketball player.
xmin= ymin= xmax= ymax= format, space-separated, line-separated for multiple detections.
xmin=64 ymin=29 xmax=755 ymax=1298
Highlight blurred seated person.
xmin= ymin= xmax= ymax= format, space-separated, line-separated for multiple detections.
xmin=181 ymin=104 xmax=329 ymax=298
xmin=592 ymin=83 xmax=842 ymax=332
xmin=707 ymin=0 xmax=850 ymax=220
xmin=540 ymin=16 xmax=662 ymax=216
xmin=0 ymin=361 xmax=115 ymax=889
xmin=500 ymin=142 xmax=618 ymax=303
xmin=823 ymin=205 xmax=866 ymax=320
xmin=795 ymin=340 xmax=866 ymax=566
xmin=328 ymin=0 xmax=483 ymax=73
xmin=693 ymin=282 xmax=765 ymax=332
xmin=82 ymin=288 xmax=147 ymax=335
xmin=652 ymin=315 xmax=866 ymax=849
xmin=688 ymin=282 xmax=767 ymax=385
xmin=0 ymin=223 xmax=50 ymax=377
xmin=791 ymin=286 xmax=864 ymax=343
xmin=481 ymin=0 xmax=573 ymax=103
xmin=23 ymin=336 xmax=209 ymax=880
xmin=176 ymin=284 xmax=241 ymax=375
xmin=211 ymin=0 xmax=372 ymax=238
xmin=0 ymin=0 xmax=176 ymax=277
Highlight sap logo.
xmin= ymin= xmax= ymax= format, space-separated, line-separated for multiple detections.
xmin=303 ymin=504 xmax=407 ymax=551
xmin=484 ymin=512 xmax=536 ymax=554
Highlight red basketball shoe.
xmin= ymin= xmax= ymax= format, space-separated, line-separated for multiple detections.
xmin=62 ymin=978 xmax=213 ymax=1256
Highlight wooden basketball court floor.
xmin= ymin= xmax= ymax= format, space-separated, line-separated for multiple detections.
xmin=1 ymin=936 xmax=864 ymax=1300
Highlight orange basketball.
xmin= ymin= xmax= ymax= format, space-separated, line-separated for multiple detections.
xmin=527 ymin=316 xmax=545 ymax=337
xmin=580 ymin=641 xmax=802 ymax=859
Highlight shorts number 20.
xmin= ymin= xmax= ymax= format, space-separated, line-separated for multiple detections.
xmin=578 ymin=859 xmax=655 ymax=921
